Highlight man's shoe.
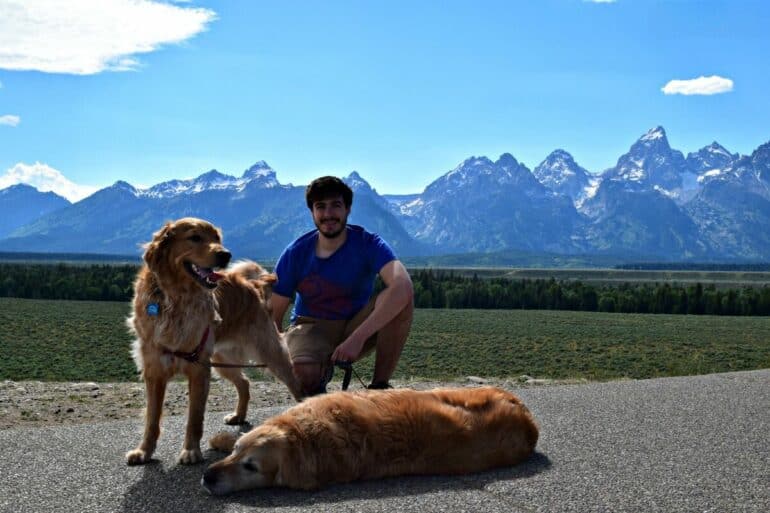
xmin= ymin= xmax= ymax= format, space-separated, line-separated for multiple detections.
xmin=367 ymin=381 xmax=393 ymax=390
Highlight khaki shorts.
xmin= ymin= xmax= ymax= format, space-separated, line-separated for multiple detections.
xmin=284 ymin=298 xmax=378 ymax=364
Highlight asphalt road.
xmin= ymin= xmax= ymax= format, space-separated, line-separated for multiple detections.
xmin=2 ymin=370 xmax=768 ymax=513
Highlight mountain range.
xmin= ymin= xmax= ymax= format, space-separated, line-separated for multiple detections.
xmin=1 ymin=126 xmax=769 ymax=264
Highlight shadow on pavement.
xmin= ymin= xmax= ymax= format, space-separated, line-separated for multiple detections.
xmin=120 ymin=450 xmax=550 ymax=512
xmin=120 ymin=457 xmax=224 ymax=513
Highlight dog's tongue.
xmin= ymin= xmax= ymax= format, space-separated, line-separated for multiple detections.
xmin=194 ymin=264 xmax=223 ymax=283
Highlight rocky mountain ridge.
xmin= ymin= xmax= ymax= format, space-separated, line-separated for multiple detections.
xmin=1 ymin=127 xmax=768 ymax=262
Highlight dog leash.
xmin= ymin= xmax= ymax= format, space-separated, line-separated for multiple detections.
xmin=149 ymin=297 xmax=270 ymax=369
xmin=334 ymin=361 xmax=367 ymax=390
xmin=206 ymin=361 xmax=269 ymax=369
xmin=157 ymin=310 xmax=365 ymax=378
xmin=165 ymin=326 xmax=270 ymax=369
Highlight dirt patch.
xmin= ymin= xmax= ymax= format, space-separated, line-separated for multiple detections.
xmin=1 ymin=375 xmax=579 ymax=430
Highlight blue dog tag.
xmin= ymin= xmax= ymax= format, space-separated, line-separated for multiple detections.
xmin=146 ymin=303 xmax=160 ymax=317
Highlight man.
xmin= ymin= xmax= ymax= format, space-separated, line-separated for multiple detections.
xmin=271 ymin=176 xmax=414 ymax=397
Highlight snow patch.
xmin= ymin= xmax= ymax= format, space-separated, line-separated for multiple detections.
xmin=575 ymin=178 xmax=600 ymax=209
xmin=400 ymin=197 xmax=425 ymax=215
xmin=641 ymin=127 xmax=665 ymax=141
xmin=700 ymin=168 xmax=722 ymax=179
xmin=653 ymin=185 xmax=678 ymax=199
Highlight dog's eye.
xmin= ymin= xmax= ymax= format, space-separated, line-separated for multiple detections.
xmin=188 ymin=234 xmax=203 ymax=243
xmin=243 ymin=461 xmax=259 ymax=472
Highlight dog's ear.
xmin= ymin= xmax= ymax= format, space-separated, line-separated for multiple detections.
xmin=143 ymin=222 xmax=175 ymax=272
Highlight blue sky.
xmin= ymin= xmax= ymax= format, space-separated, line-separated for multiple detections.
xmin=0 ymin=0 xmax=768 ymax=201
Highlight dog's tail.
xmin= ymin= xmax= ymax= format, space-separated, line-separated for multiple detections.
xmin=208 ymin=431 xmax=239 ymax=453
xmin=228 ymin=260 xmax=277 ymax=288
xmin=228 ymin=260 xmax=265 ymax=280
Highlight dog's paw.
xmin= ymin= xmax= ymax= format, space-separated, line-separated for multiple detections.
xmin=178 ymin=448 xmax=204 ymax=465
xmin=209 ymin=431 xmax=238 ymax=452
xmin=126 ymin=448 xmax=152 ymax=466
xmin=223 ymin=412 xmax=246 ymax=425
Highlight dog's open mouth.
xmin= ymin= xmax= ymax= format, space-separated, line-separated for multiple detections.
xmin=184 ymin=262 xmax=224 ymax=289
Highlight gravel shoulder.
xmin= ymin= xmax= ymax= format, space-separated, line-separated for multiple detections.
xmin=1 ymin=375 xmax=583 ymax=430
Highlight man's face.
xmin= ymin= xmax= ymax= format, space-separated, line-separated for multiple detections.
xmin=311 ymin=195 xmax=350 ymax=239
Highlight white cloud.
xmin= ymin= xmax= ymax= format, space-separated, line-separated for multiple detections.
xmin=0 ymin=0 xmax=216 ymax=75
xmin=662 ymin=75 xmax=734 ymax=96
xmin=0 ymin=114 xmax=20 ymax=126
xmin=0 ymin=162 xmax=100 ymax=202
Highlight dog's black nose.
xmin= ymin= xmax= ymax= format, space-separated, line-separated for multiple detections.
xmin=203 ymin=469 xmax=218 ymax=486
xmin=216 ymin=250 xmax=232 ymax=268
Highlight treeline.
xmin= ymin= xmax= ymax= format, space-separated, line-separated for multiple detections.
xmin=0 ymin=263 xmax=137 ymax=301
xmin=3 ymin=263 xmax=770 ymax=316
xmin=406 ymin=270 xmax=770 ymax=316
xmin=616 ymin=262 xmax=770 ymax=271
xmin=0 ymin=252 xmax=139 ymax=263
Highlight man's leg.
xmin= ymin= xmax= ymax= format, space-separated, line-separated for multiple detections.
xmin=345 ymin=295 xmax=414 ymax=387
xmin=292 ymin=359 xmax=328 ymax=397
xmin=370 ymin=295 xmax=413 ymax=385
xmin=284 ymin=319 xmax=342 ymax=398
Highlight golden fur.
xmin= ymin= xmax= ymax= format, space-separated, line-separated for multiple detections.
xmin=202 ymin=386 xmax=539 ymax=493
xmin=126 ymin=217 xmax=302 ymax=466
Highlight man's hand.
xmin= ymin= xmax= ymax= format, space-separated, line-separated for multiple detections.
xmin=331 ymin=334 xmax=365 ymax=363
xmin=330 ymin=260 xmax=413 ymax=365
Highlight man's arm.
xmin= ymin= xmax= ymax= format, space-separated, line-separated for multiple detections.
xmin=270 ymin=293 xmax=292 ymax=333
xmin=331 ymin=259 xmax=414 ymax=362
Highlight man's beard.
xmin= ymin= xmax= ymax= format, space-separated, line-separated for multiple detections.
xmin=316 ymin=217 xmax=347 ymax=239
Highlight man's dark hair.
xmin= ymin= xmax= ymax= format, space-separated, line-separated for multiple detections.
xmin=305 ymin=176 xmax=353 ymax=209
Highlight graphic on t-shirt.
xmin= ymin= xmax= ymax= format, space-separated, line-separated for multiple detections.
xmin=297 ymin=273 xmax=354 ymax=319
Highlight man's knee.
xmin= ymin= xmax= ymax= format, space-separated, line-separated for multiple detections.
xmin=388 ymin=295 xmax=414 ymax=328
xmin=398 ymin=295 xmax=415 ymax=320
xmin=292 ymin=361 xmax=324 ymax=394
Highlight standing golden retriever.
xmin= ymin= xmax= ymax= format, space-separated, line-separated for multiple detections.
xmin=126 ymin=217 xmax=303 ymax=466
xmin=202 ymin=386 xmax=539 ymax=493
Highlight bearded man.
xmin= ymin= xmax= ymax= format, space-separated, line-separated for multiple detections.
xmin=270 ymin=176 xmax=414 ymax=397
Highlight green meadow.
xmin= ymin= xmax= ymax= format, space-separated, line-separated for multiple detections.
xmin=1 ymin=297 xmax=768 ymax=383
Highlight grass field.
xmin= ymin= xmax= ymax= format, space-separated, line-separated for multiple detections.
xmin=0 ymin=297 xmax=768 ymax=382
xmin=502 ymin=268 xmax=770 ymax=289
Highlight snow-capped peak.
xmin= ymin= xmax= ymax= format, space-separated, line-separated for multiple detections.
xmin=461 ymin=156 xmax=495 ymax=169
xmin=345 ymin=171 xmax=373 ymax=192
xmin=641 ymin=126 xmax=667 ymax=142
xmin=242 ymin=161 xmax=276 ymax=180
xmin=195 ymin=169 xmax=230 ymax=185
xmin=137 ymin=161 xmax=281 ymax=199
xmin=686 ymin=141 xmax=737 ymax=179
xmin=705 ymin=141 xmax=732 ymax=158
xmin=534 ymin=149 xmax=592 ymax=205
xmin=536 ymin=149 xmax=580 ymax=174
xmin=112 ymin=180 xmax=139 ymax=195
xmin=441 ymin=156 xmax=495 ymax=182
xmin=594 ymin=126 xmax=694 ymax=203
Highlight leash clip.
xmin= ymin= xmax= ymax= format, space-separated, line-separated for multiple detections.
xmin=335 ymin=361 xmax=353 ymax=391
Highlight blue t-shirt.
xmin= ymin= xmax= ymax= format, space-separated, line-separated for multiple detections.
xmin=273 ymin=225 xmax=397 ymax=322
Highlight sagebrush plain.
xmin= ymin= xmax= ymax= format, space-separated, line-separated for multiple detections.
xmin=1 ymin=297 xmax=768 ymax=383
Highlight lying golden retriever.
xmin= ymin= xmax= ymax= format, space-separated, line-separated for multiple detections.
xmin=126 ymin=217 xmax=303 ymax=466
xmin=202 ymin=386 xmax=539 ymax=493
